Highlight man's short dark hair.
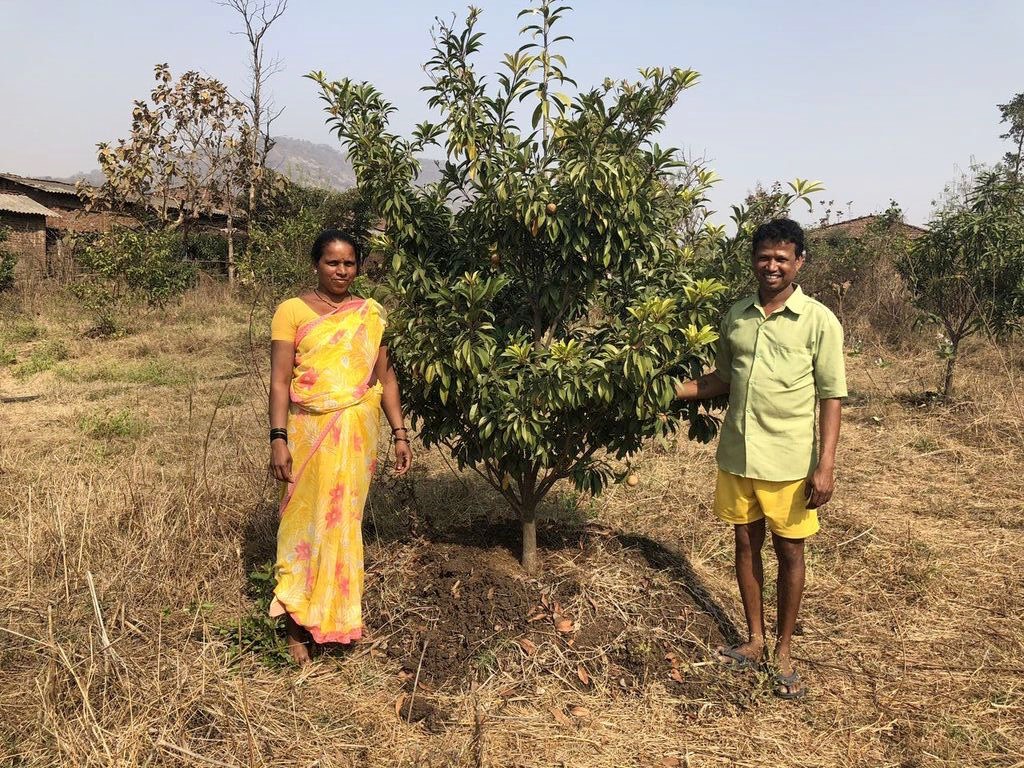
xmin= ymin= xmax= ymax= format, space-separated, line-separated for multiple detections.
xmin=752 ymin=218 xmax=805 ymax=258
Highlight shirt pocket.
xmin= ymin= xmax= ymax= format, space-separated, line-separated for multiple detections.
xmin=768 ymin=342 xmax=813 ymax=389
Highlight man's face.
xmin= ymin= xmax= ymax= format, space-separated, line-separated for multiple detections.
xmin=752 ymin=240 xmax=804 ymax=295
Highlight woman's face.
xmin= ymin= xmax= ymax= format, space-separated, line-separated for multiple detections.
xmin=316 ymin=240 xmax=358 ymax=296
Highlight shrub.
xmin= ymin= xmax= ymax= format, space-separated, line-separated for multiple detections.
xmin=15 ymin=340 xmax=70 ymax=378
xmin=241 ymin=185 xmax=371 ymax=295
xmin=0 ymin=227 xmax=14 ymax=292
xmin=70 ymin=227 xmax=199 ymax=333
xmin=803 ymin=203 xmax=919 ymax=344
xmin=78 ymin=408 xmax=148 ymax=440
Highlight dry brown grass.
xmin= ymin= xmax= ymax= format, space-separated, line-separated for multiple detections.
xmin=1 ymin=283 xmax=1022 ymax=767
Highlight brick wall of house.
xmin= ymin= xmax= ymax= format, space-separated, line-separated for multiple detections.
xmin=0 ymin=211 xmax=47 ymax=276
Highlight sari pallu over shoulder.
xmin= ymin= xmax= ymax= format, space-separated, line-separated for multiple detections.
xmin=289 ymin=298 xmax=385 ymax=414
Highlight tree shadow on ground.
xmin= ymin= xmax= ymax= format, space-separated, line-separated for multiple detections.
xmin=240 ymin=500 xmax=278 ymax=574
xmin=610 ymin=532 xmax=741 ymax=646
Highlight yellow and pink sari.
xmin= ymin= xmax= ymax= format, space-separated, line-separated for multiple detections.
xmin=270 ymin=298 xmax=385 ymax=643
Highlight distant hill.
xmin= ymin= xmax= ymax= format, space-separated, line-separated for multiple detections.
xmin=58 ymin=168 xmax=106 ymax=186
xmin=54 ymin=135 xmax=442 ymax=191
xmin=267 ymin=136 xmax=444 ymax=189
xmin=266 ymin=136 xmax=356 ymax=190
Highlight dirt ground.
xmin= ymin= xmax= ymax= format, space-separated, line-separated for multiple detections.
xmin=1 ymin=285 xmax=1022 ymax=767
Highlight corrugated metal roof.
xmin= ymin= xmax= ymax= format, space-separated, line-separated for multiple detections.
xmin=0 ymin=172 xmax=81 ymax=196
xmin=0 ymin=193 xmax=61 ymax=217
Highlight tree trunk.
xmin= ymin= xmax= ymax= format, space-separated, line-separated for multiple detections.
xmin=942 ymin=339 xmax=958 ymax=399
xmin=520 ymin=503 xmax=539 ymax=576
xmin=226 ymin=213 xmax=236 ymax=286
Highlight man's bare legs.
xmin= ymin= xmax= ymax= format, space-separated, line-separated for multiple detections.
xmin=284 ymin=613 xmax=312 ymax=665
xmin=772 ymin=533 xmax=806 ymax=696
xmin=718 ymin=519 xmax=767 ymax=664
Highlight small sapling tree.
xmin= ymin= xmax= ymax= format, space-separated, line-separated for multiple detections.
xmin=899 ymin=169 xmax=1024 ymax=398
xmin=310 ymin=2 xmax=816 ymax=573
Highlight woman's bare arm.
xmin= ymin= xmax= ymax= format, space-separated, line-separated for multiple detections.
xmin=374 ymin=346 xmax=412 ymax=476
xmin=269 ymin=340 xmax=295 ymax=482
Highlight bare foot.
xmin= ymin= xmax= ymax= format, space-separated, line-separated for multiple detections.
xmin=716 ymin=638 xmax=764 ymax=670
xmin=285 ymin=615 xmax=312 ymax=666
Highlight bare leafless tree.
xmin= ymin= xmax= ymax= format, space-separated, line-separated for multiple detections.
xmin=220 ymin=0 xmax=288 ymax=234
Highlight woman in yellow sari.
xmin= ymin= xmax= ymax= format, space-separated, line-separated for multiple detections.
xmin=268 ymin=230 xmax=412 ymax=664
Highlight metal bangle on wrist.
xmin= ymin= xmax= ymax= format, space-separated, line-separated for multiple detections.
xmin=270 ymin=427 xmax=288 ymax=443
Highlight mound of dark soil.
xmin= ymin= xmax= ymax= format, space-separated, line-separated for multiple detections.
xmin=362 ymin=528 xmax=738 ymax=709
xmin=366 ymin=543 xmax=535 ymax=687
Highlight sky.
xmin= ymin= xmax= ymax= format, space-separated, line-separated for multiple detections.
xmin=1 ymin=0 xmax=1022 ymax=226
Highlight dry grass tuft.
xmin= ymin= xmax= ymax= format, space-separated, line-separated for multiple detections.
xmin=1 ymin=283 xmax=1022 ymax=767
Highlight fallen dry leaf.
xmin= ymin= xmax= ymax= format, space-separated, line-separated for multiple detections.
xmin=669 ymin=668 xmax=684 ymax=683
xmin=660 ymin=757 xmax=682 ymax=768
xmin=527 ymin=611 xmax=548 ymax=623
xmin=554 ymin=617 xmax=575 ymax=633
xmin=569 ymin=705 xmax=591 ymax=718
xmin=576 ymin=664 xmax=591 ymax=686
xmin=517 ymin=637 xmax=538 ymax=656
xmin=549 ymin=706 xmax=571 ymax=727
xmin=395 ymin=693 xmax=408 ymax=718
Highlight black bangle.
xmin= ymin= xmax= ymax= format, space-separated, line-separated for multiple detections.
xmin=270 ymin=428 xmax=288 ymax=443
xmin=394 ymin=437 xmax=410 ymax=443
xmin=391 ymin=426 xmax=408 ymax=434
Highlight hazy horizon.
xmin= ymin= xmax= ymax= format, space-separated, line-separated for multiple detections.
xmin=2 ymin=1 xmax=1022 ymax=226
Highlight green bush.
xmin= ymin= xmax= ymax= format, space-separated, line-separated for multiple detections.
xmin=4 ymin=320 xmax=42 ymax=343
xmin=70 ymin=227 xmax=199 ymax=333
xmin=240 ymin=185 xmax=371 ymax=295
xmin=15 ymin=340 xmax=69 ymax=378
xmin=802 ymin=204 xmax=918 ymax=343
xmin=184 ymin=231 xmax=230 ymax=274
xmin=211 ymin=561 xmax=293 ymax=668
xmin=0 ymin=227 xmax=14 ymax=293
xmin=78 ymin=409 xmax=148 ymax=440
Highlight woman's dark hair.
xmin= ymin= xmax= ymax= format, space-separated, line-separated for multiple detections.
xmin=310 ymin=229 xmax=362 ymax=266
xmin=751 ymin=218 xmax=805 ymax=258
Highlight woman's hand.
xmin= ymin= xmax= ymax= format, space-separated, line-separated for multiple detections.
xmin=270 ymin=440 xmax=294 ymax=483
xmin=393 ymin=439 xmax=412 ymax=477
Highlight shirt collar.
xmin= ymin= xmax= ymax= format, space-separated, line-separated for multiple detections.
xmin=747 ymin=284 xmax=809 ymax=316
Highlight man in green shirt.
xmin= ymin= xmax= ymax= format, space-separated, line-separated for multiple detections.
xmin=674 ymin=218 xmax=846 ymax=699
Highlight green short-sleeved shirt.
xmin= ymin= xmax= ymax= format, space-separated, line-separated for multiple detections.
xmin=714 ymin=285 xmax=847 ymax=482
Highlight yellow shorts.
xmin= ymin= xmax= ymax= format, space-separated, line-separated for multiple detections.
xmin=713 ymin=470 xmax=819 ymax=539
